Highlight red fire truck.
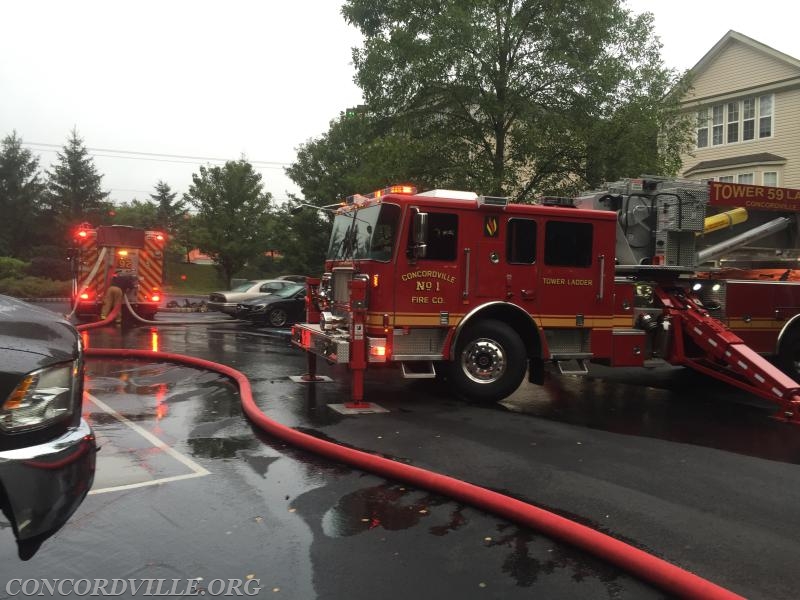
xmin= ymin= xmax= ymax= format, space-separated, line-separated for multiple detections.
xmin=71 ymin=224 xmax=165 ymax=320
xmin=291 ymin=182 xmax=800 ymax=422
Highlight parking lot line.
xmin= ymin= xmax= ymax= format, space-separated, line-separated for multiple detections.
xmin=85 ymin=392 xmax=210 ymax=495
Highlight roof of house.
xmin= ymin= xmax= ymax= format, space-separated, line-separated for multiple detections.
xmin=684 ymin=152 xmax=786 ymax=175
xmin=690 ymin=30 xmax=800 ymax=76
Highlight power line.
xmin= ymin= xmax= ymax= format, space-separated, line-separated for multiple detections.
xmin=26 ymin=145 xmax=287 ymax=170
xmin=22 ymin=142 xmax=292 ymax=168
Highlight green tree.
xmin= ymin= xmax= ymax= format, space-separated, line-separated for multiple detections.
xmin=44 ymin=128 xmax=109 ymax=237
xmin=150 ymin=180 xmax=186 ymax=236
xmin=184 ymin=159 xmax=272 ymax=287
xmin=113 ymin=198 xmax=159 ymax=229
xmin=0 ymin=132 xmax=45 ymax=257
xmin=342 ymin=0 xmax=692 ymax=199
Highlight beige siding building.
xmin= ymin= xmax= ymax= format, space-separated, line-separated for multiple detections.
xmin=680 ymin=31 xmax=800 ymax=189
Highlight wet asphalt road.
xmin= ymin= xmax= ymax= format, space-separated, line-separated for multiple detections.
xmin=2 ymin=302 xmax=800 ymax=599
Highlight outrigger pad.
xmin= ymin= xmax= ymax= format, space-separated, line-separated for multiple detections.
xmin=328 ymin=403 xmax=389 ymax=415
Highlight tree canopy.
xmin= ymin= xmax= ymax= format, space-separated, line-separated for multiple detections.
xmin=151 ymin=180 xmax=186 ymax=236
xmin=44 ymin=128 xmax=110 ymax=237
xmin=0 ymin=132 xmax=45 ymax=256
xmin=184 ymin=159 xmax=272 ymax=287
xmin=338 ymin=0 xmax=692 ymax=199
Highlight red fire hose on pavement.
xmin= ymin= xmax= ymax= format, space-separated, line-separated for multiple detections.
xmin=79 ymin=328 xmax=745 ymax=599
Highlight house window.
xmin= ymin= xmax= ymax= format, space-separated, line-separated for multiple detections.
xmin=759 ymin=96 xmax=773 ymax=138
xmin=696 ymin=109 xmax=709 ymax=148
xmin=695 ymin=94 xmax=773 ymax=147
xmin=718 ymin=176 xmax=734 ymax=183
xmin=737 ymin=173 xmax=754 ymax=184
xmin=743 ymin=97 xmax=756 ymax=141
xmin=712 ymin=104 xmax=724 ymax=145
xmin=763 ymin=172 xmax=778 ymax=186
xmin=727 ymin=102 xmax=739 ymax=143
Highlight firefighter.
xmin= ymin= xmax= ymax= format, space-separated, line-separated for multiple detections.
xmin=100 ymin=271 xmax=137 ymax=322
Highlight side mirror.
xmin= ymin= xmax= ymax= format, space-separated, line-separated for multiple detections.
xmin=411 ymin=209 xmax=428 ymax=259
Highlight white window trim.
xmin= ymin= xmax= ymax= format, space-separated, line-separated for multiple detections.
xmin=762 ymin=171 xmax=779 ymax=186
xmin=694 ymin=93 xmax=774 ymax=149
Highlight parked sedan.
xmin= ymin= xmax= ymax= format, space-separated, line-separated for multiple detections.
xmin=207 ymin=279 xmax=293 ymax=315
xmin=0 ymin=295 xmax=96 ymax=558
xmin=236 ymin=283 xmax=306 ymax=327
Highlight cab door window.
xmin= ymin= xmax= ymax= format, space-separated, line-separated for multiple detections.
xmin=544 ymin=221 xmax=593 ymax=267
xmin=507 ymin=218 xmax=536 ymax=264
xmin=413 ymin=213 xmax=458 ymax=260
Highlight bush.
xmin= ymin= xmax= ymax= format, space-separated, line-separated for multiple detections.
xmin=0 ymin=276 xmax=71 ymax=298
xmin=0 ymin=256 xmax=29 ymax=280
xmin=27 ymin=256 xmax=72 ymax=280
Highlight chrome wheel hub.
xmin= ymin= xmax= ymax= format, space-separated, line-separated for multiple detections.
xmin=461 ymin=338 xmax=506 ymax=384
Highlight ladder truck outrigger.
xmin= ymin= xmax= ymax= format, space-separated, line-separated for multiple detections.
xmin=291 ymin=181 xmax=800 ymax=423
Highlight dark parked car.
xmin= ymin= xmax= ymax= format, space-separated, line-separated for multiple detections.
xmin=235 ymin=283 xmax=306 ymax=327
xmin=0 ymin=295 xmax=96 ymax=558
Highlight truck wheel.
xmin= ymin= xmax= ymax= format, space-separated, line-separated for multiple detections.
xmin=778 ymin=330 xmax=800 ymax=381
xmin=449 ymin=319 xmax=526 ymax=402
xmin=268 ymin=308 xmax=288 ymax=328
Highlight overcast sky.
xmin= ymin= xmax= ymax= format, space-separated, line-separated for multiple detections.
xmin=1 ymin=1 xmax=798 ymax=206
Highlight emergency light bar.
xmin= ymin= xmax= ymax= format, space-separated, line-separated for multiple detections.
xmin=344 ymin=186 xmax=418 ymax=205
xmin=478 ymin=195 xmax=509 ymax=208
xmin=540 ymin=196 xmax=576 ymax=207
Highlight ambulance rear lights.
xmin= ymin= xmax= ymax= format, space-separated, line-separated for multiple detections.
xmin=79 ymin=292 xmax=90 ymax=300
xmin=117 ymin=249 xmax=129 ymax=256
xmin=155 ymin=233 xmax=165 ymax=242
xmin=150 ymin=294 xmax=161 ymax=302
xmin=77 ymin=230 xmax=88 ymax=239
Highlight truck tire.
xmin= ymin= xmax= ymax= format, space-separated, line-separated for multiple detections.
xmin=448 ymin=319 xmax=526 ymax=402
xmin=778 ymin=330 xmax=800 ymax=381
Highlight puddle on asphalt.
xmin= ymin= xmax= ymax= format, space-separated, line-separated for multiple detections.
xmin=501 ymin=371 xmax=800 ymax=464
xmin=187 ymin=436 xmax=257 ymax=459
xmin=320 ymin=484 xmax=453 ymax=537
xmin=319 ymin=483 xmax=646 ymax=595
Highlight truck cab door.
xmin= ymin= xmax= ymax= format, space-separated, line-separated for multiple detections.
xmin=394 ymin=209 xmax=462 ymax=328
xmin=535 ymin=218 xmax=614 ymax=357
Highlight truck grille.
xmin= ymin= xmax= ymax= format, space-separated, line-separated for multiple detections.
xmin=332 ymin=268 xmax=354 ymax=310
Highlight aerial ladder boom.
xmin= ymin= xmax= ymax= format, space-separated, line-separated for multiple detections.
xmin=656 ymin=287 xmax=800 ymax=422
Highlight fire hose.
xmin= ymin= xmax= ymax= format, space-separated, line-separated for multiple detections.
xmin=65 ymin=247 xmax=108 ymax=320
xmin=77 ymin=302 xmax=745 ymax=600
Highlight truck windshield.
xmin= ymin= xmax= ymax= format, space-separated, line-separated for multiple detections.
xmin=326 ymin=204 xmax=401 ymax=262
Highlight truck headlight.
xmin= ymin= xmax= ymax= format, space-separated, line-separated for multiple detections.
xmin=1 ymin=361 xmax=78 ymax=433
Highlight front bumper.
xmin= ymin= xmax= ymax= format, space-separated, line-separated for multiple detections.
xmin=0 ymin=419 xmax=96 ymax=541
xmin=291 ymin=323 xmax=351 ymax=364
xmin=207 ymin=301 xmax=237 ymax=315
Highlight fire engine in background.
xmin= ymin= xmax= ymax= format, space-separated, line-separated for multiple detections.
xmin=292 ymin=182 xmax=800 ymax=423
xmin=71 ymin=224 xmax=165 ymax=321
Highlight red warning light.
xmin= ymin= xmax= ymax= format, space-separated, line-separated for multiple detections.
xmin=150 ymin=294 xmax=161 ymax=302
xmin=155 ymin=233 xmax=165 ymax=242
xmin=180 ymin=274 xmax=187 ymax=281
xmin=80 ymin=292 xmax=90 ymax=300
xmin=77 ymin=230 xmax=88 ymax=239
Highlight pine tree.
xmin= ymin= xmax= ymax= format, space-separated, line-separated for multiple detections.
xmin=150 ymin=180 xmax=186 ymax=236
xmin=0 ymin=132 xmax=45 ymax=257
xmin=45 ymin=128 xmax=109 ymax=237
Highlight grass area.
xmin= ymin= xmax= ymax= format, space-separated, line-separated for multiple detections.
xmin=163 ymin=262 xmax=226 ymax=294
